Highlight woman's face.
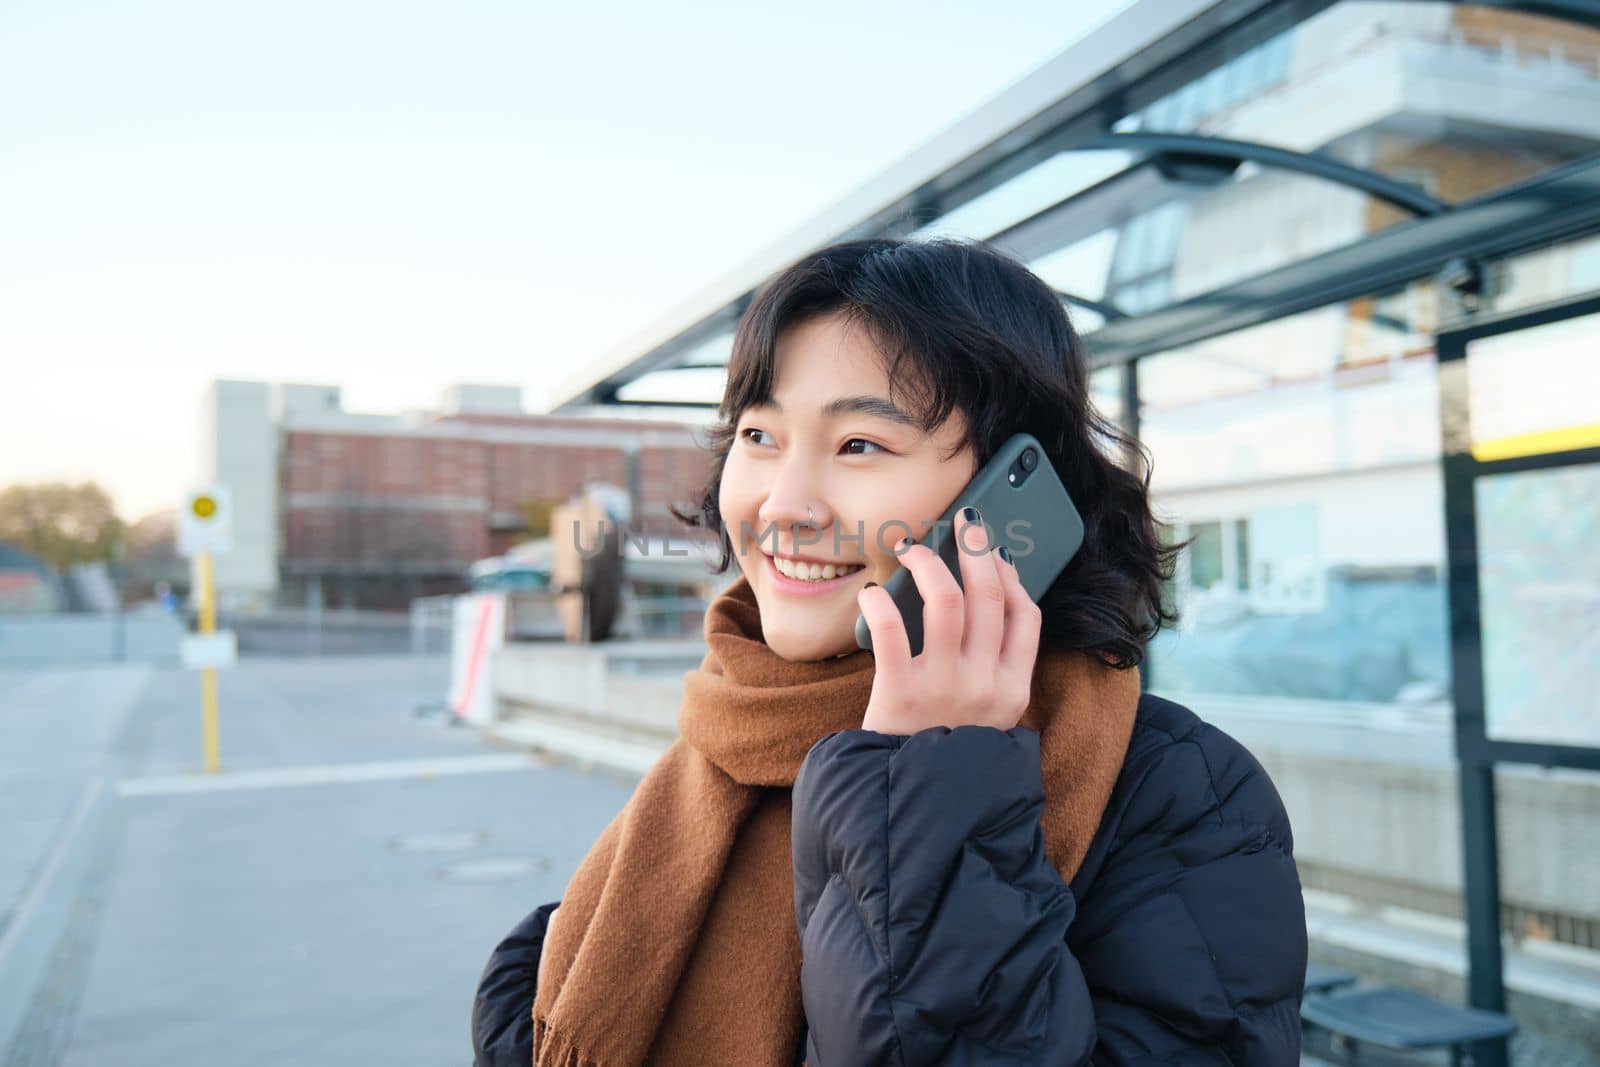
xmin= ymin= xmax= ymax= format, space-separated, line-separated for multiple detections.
xmin=718 ymin=311 xmax=976 ymax=662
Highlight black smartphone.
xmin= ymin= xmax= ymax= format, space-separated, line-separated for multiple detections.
xmin=854 ymin=432 xmax=1083 ymax=657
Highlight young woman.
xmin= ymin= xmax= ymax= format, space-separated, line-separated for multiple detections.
xmin=473 ymin=238 xmax=1307 ymax=1066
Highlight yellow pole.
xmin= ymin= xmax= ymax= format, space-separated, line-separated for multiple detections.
xmin=198 ymin=551 xmax=220 ymax=773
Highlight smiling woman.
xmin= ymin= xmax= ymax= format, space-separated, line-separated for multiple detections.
xmin=472 ymin=238 xmax=1307 ymax=1067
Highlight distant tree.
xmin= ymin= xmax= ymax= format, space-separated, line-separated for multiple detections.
xmin=126 ymin=509 xmax=179 ymax=566
xmin=110 ymin=508 xmax=183 ymax=601
xmin=0 ymin=481 xmax=126 ymax=567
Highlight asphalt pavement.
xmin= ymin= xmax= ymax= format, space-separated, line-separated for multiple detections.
xmin=0 ymin=655 xmax=637 ymax=1067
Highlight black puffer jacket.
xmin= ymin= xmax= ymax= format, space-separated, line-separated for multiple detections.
xmin=473 ymin=692 xmax=1308 ymax=1065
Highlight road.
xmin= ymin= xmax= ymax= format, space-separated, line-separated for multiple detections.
xmin=0 ymin=655 xmax=636 ymax=1067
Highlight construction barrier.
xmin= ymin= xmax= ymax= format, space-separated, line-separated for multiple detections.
xmin=447 ymin=592 xmax=507 ymax=725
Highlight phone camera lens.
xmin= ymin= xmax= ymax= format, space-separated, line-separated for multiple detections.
xmin=1019 ymin=448 xmax=1038 ymax=472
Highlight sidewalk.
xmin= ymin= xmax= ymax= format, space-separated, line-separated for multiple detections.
xmin=0 ymin=656 xmax=636 ymax=1067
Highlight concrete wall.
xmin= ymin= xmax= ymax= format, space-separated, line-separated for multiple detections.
xmin=0 ymin=614 xmax=183 ymax=666
xmin=490 ymin=641 xmax=702 ymax=742
xmin=196 ymin=380 xmax=280 ymax=610
xmin=1190 ymin=692 xmax=1600 ymax=929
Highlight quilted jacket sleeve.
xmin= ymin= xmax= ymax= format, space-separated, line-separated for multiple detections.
xmin=792 ymin=726 xmax=1094 ymax=1067
xmin=791 ymin=717 xmax=1305 ymax=1067
xmin=1071 ymin=711 xmax=1306 ymax=1065
xmin=471 ymin=900 xmax=558 ymax=1067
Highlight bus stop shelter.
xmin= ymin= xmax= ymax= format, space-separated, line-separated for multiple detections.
xmin=555 ymin=1 xmax=1600 ymax=1060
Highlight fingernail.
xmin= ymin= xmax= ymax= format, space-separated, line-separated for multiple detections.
xmin=997 ymin=545 xmax=1012 ymax=564
xmin=961 ymin=506 xmax=978 ymax=523
xmin=863 ymin=581 xmax=878 ymax=589
xmin=894 ymin=537 xmax=910 ymax=552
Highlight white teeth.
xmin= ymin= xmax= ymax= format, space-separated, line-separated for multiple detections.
xmin=774 ymin=557 xmax=862 ymax=582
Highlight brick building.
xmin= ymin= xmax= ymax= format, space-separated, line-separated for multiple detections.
xmin=198 ymin=381 xmax=713 ymax=611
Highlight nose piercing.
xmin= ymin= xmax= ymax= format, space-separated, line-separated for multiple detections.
xmin=807 ymin=505 xmax=815 ymax=525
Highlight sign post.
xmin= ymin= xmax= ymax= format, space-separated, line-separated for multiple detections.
xmin=179 ymin=487 xmax=235 ymax=774
xmin=198 ymin=550 xmax=220 ymax=772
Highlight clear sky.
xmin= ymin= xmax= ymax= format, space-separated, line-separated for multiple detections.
xmin=1 ymin=0 xmax=1131 ymax=519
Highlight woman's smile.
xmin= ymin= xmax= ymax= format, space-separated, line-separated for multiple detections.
xmin=763 ymin=550 xmax=869 ymax=597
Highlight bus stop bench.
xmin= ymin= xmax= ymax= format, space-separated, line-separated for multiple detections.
xmin=1301 ymin=987 xmax=1516 ymax=1066
xmin=1305 ymin=963 xmax=1358 ymax=996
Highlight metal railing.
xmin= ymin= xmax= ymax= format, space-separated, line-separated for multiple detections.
xmin=409 ymin=595 xmax=454 ymax=719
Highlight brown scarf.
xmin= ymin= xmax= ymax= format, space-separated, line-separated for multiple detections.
xmin=531 ymin=574 xmax=1142 ymax=1067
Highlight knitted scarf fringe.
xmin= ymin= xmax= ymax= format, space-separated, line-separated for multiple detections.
xmin=532 ymin=1015 xmax=604 ymax=1067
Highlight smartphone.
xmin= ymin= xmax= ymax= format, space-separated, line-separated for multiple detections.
xmin=854 ymin=432 xmax=1083 ymax=657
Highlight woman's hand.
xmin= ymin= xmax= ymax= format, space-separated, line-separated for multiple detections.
xmin=857 ymin=507 xmax=1042 ymax=735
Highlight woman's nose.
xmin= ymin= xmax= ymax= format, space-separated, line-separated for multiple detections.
xmin=758 ymin=494 xmax=824 ymax=533
xmin=758 ymin=469 xmax=830 ymax=536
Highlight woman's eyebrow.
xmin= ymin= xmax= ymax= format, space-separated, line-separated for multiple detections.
xmin=753 ymin=395 xmax=920 ymax=427
xmin=821 ymin=394 xmax=919 ymax=426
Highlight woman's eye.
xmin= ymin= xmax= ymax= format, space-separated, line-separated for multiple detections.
xmin=738 ymin=428 xmax=883 ymax=453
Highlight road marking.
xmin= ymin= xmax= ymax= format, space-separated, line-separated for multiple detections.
xmin=0 ymin=776 xmax=126 ymax=1067
xmin=0 ymin=776 xmax=103 ymax=970
xmin=389 ymin=830 xmax=487 ymax=853
xmin=117 ymin=752 xmax=540 ymax=797
xmin=487 ymin=718 xmax=664 ymax=776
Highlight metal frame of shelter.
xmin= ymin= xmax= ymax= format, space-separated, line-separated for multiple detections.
xmin=556 ymin=0 xmax=1600 ymax=410
xmin=554 ymin=0 xmax=1600 ymax=1054
xmin=1436 ymin=292 xmax=1600 ymax=1046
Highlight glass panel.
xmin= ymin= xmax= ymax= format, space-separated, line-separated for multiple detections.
xmin=614 ymin=367 xmax=728 ymax=406
xmin=1246 ymin=503 xmax=1325 ymax=615
xmin=1066 ymin=302 xmax=1107 ymax=335
xmin=970 ymin=0 xmax=1600 ymax=325
xmin=678 ymin=331 xmax=736 ymax=368
xmin=1011 ymin=168 xmax=1388 ymax=319
xmin=1089 ymin=366 xmax=1123 ymax=425
xmin=1187 ymin=520 xmax=1225 ymax=591
xmin=1107 ymin=0 xmax=1600 ymax=974
xmin=1088 ymin=365 xmax=1130 ymax=467
xmin=1136 ymin=282 xmax=1439 ymax=489
xmin=1165 ymin=170 xmax=1374 ymax=300
xmin=1030 ymin=231 xmax=1118 ymax=305
xmin=1466 ymin=311 xmax=1600 ymax=461
xmin=1141 ymin=284 xmax=1450 ymax=708
xmin=1234 ymin=517 xmax=1250 ymax=591
xmin=1122 ymin=2 xmax=1600 ymax=203
xmin=1016 ymin=166 xmax=1388 ymax=320
xmin=982 ymin=0 xmax=1600 ymax=322
xmin=1476 ymin=462 xmax=1600 ymax=747
xmin=614 ymin=330 xmax=736 ymax=406
xmin=1485 ymin=230 xmax=1600 ymax=316
xmin=911 ymin=151 xmax=1135 ymax=241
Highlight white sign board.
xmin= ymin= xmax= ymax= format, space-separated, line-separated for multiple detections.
xmin=449 ymin=593 xmax=506 ymax=726
xmin=181 ymin=631 xmax=238 ymax=670
xmin=179 ymin=486 xmax=234 ymax=557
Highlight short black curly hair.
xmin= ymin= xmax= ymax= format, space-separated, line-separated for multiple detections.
xmin=671 ymin=236 xmax=1185 ymax=670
